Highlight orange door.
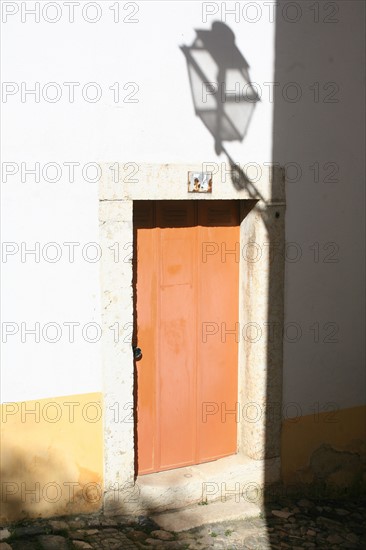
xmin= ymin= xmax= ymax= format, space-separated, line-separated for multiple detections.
xmin=133 ymin=200 xmax=239 ymax=475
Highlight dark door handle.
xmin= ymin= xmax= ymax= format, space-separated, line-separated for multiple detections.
xmin=133 ymin=346 xmax=142 ymax=361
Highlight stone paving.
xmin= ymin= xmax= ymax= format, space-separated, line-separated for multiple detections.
xmin=0 ymin=496 xmax=365 ymax=549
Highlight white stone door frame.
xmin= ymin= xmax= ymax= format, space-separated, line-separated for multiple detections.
xmin=99 ymin=163 xmax=285 ymax=514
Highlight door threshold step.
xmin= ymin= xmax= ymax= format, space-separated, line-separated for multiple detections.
xmin=133 ymin=453 xmax=280 ymax=516
xmin=151 ymin=498 xmax=261 ymax=532
xmin=103 ymin=455 xmax=280 ymax=516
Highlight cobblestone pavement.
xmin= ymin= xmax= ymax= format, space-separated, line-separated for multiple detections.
xmin=1 ymin=496 xmax=365 ymax=549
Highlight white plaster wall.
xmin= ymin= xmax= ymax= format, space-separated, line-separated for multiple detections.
xmin=1 ymin=1 xmax=274 ymax=164
xmin=2 ymin=1 xmax=364 ymax=415
xmin=1 ymin=1 xmax=275 ymax=402
xmin=1 ymin=183 xmax=102 ymax=401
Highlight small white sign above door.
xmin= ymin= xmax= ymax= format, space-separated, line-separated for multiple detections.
xmin=188 ymin=171 xmax=212 ymax=193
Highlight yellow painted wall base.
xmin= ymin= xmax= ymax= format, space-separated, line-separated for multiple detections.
xmin=0 ymin=393 xmax=103 ymax=523
xmin=281 ymin=405 xmax=366 ymax=488
xmin=2 ymin=394 xmax=365 ymax=522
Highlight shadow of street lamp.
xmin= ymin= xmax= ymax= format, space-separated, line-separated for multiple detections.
xmin=181 ymin=21 xmax=260 ymax=189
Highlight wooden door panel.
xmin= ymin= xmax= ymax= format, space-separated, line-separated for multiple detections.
xmin=159 ymin=225 xmax=197 ymax=469
xmin=134 ymin=201 xmax=239 ymax=474
xmin=198 ymin=202 xmax=239 ymax=461
xmin=134 ymin=225 xmax=157 ymax=473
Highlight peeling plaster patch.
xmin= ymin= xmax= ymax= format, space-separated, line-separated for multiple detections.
xmin=281 ymin=405 xmax=366 ymax=490
xmin=310 ymin=444 xmax=362 ymax=480
xmin=292 ymin=443 xmax=365 ymax=490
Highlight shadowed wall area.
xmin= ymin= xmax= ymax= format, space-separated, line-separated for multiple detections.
xmin=266 ymin=0 xmax=366 ymax=502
